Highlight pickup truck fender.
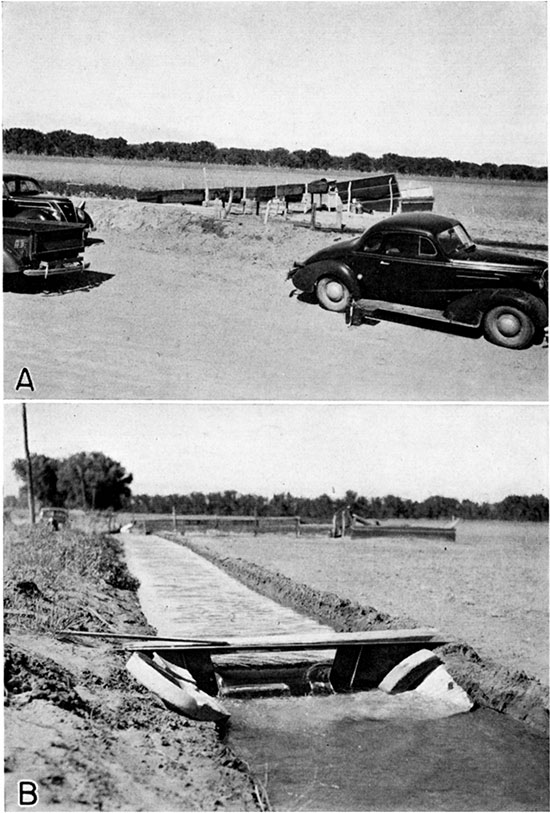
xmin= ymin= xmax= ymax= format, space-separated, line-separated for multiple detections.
xmin=444 ymin=288 xmax=548 ymax=329
xmin=291 ymin=260 xmax=361 ymax=298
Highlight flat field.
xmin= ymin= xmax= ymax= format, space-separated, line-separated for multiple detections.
xmin=3 ymin=156 xmax=547 ymax=401
xmin=5 ymin=154 xmax=548 ymax=243
xmin=189 ymin=520 xmax=549 ymax=686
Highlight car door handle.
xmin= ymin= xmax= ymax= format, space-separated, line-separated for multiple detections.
xmin=380 ymin=260 xmax=390 ymax=266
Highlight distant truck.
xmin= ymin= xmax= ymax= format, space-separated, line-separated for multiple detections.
xmin=3 ymin=218 xmax=89 ymax=278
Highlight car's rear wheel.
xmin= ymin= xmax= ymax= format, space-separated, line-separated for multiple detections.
xmin=316 ymin=276 xmax=352 ymax=312
xmin=482 ymin=304 xmax=536 ymax=349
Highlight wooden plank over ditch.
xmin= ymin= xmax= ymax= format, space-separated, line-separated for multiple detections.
xmin=128 ymin=628 xmax=447 ymax=654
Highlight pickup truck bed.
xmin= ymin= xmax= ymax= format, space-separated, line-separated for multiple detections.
xmin=3 ymin=218 xmax=88 ymax=277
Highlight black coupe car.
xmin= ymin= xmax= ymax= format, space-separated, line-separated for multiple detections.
xmin=3 ymin=173 xmax=94 ymax=229
xmin=288 ymin=212 xmax=547 ymax=349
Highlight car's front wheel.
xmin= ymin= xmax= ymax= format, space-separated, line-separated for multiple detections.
xmin=482 ymin=304 xmax=536 ymax=349
xmin=316 ymin=276 xmax=352 ymax=312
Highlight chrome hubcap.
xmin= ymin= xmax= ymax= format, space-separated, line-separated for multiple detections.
xmin=326 ymin=281 xmax=344 ymax=302
xmin=497 ymin=313 xmax=521 ymax=337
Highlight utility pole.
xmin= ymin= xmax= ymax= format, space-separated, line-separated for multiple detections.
xmin=22 ymin=403 xmax=36 ymax=524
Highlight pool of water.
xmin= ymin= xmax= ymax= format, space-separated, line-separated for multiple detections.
xmin=227 ymin=695 xmax=549 ymax=811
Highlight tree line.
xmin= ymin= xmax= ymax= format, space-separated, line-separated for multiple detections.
xmin=132 ymin=490 xmax=548 ymax=522
xmin=9 ymin=453 xmax=547 ymax=521
xmin=3 ymin=127 xmax=547 ymax=183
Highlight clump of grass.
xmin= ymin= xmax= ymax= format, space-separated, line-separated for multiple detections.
xmin=4 ymin=525 xmax=139 ymax=633
xmin=197 ymin=218 xmax=228 ymax=238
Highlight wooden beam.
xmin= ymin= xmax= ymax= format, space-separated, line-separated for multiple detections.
xmin=127 ymin=628 xmax=446 ymax=655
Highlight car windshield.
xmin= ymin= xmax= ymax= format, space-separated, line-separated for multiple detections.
xmin=18 ymin=178 xmax=43 ymax=196
xmin=437 ymin=224 xmax=475 ymax=255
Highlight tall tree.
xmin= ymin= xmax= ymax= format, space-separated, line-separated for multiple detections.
xmin=56 ymin=452 xmax=133 ymax=510
xmin=12 ymin=454 xmax=60 ymax=507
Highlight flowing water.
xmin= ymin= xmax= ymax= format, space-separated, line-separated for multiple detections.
xmin=123 ymin=533 xmax=549 ymax=811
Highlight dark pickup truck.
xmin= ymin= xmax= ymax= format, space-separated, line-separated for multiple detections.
xmin=3 ymin=218 xmax=89 ymax=278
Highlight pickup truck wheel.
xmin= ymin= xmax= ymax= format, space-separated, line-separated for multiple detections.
xmin=316 ymin=276 xmax=352 ymax=312
xmin=482 ymin=304 xmax=535 ymax=349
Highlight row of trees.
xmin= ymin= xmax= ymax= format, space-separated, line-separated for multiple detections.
xmin=130 ymin=490 xmax=548 ymax=522
xmin=3 ymin=127 xmax=547 ymax=182
xmin=10 ymin=454 xmax=547 ymax=521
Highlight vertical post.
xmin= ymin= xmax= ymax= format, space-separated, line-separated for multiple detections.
xmin=203 ymin=167 xmax=209 ymax=203
xmin=336 ymin=198 xmax=343 ymax=230
xmin=347 ymin=181 xmax=352 ymax=213
xmin=264 ymin=200 xmax=271 ymax=224
xmin=172 ymin=505 xmax=177 ymax=532
xmin=389 ymin=177 xmax=393 ymax=214
xmin=223 ymin=189 xmax=234 ymax=219
xmin=310 ymin=199 xmax=317 ymax=229
xmin=22 ymin=403 xmax=35 ymax=525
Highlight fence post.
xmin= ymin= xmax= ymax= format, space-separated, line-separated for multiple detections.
xmin=336 ymin=198 xmax=343 ymax=230
xmin=223 ymin=189 xmax=234 ymax=219
xmin=310 ymin=200 xmax=317 ymax=229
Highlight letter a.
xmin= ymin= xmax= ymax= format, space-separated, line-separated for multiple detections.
xmin=15 ymin=368 xmax=35 ymax=392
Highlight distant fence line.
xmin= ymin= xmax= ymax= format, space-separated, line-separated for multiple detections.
xmin=127 ymin=514 xmax=324 ymax=536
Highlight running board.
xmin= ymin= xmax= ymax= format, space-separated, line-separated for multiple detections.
xmin=350 ymin=299 xmax=471 ymax=326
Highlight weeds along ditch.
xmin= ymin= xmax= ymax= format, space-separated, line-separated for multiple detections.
xmin=4 ymin=523 xmax=140 ymax=633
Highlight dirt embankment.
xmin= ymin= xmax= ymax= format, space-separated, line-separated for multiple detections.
xmin=3 ymin=524 xmax=265 ymax=812
xmin=162 ymin=533 xmax=549 ymax=737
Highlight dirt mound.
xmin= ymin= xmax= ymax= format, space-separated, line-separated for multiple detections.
xmin=167 ymin=533 xmax=549 ymax=736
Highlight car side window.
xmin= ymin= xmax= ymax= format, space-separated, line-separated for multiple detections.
xmin=6 ymin=180 xmax=16 ymax=194
xmin=361 ymin=235 xmax=384 ymax=253
xmin=381 ymin=233 xmax=419 ymax=258
xmin=419 ymin=236 xmax=438 ymax=257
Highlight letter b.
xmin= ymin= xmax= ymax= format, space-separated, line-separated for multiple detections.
xmin=18 ymin=780 xmax=39 ymax=806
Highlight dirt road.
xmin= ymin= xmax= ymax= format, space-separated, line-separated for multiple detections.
xmin=4 ymin=200 xmax=547 ymax=400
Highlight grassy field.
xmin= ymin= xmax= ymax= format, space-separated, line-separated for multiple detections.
xmin=4 ymin=153 xmax=547 ymax=236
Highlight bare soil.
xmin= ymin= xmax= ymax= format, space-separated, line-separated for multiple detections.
xmin=4 ymin=198 xmax=547 ymax=401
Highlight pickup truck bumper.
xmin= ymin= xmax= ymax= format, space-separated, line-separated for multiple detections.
xmin=22 ymin=259 xmax=90 ymax=278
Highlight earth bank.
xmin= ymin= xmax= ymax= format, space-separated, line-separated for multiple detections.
xmin=3 ymin=523 xmax=266 ymax=812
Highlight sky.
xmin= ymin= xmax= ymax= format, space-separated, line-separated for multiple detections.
xmin=2 ymin=1 xmax=547 ymax=166
xmin=3 ymin=402 xmax=547 ymax=502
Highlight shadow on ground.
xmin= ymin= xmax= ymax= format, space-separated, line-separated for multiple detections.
xmin=295 ymin=291 xmax=483 ymax=340
xmin=3 ymin=270 xmax=115 ymax=296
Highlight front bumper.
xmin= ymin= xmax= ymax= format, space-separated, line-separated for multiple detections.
xmin=23 ymin=258 xmax=90 ymax=278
